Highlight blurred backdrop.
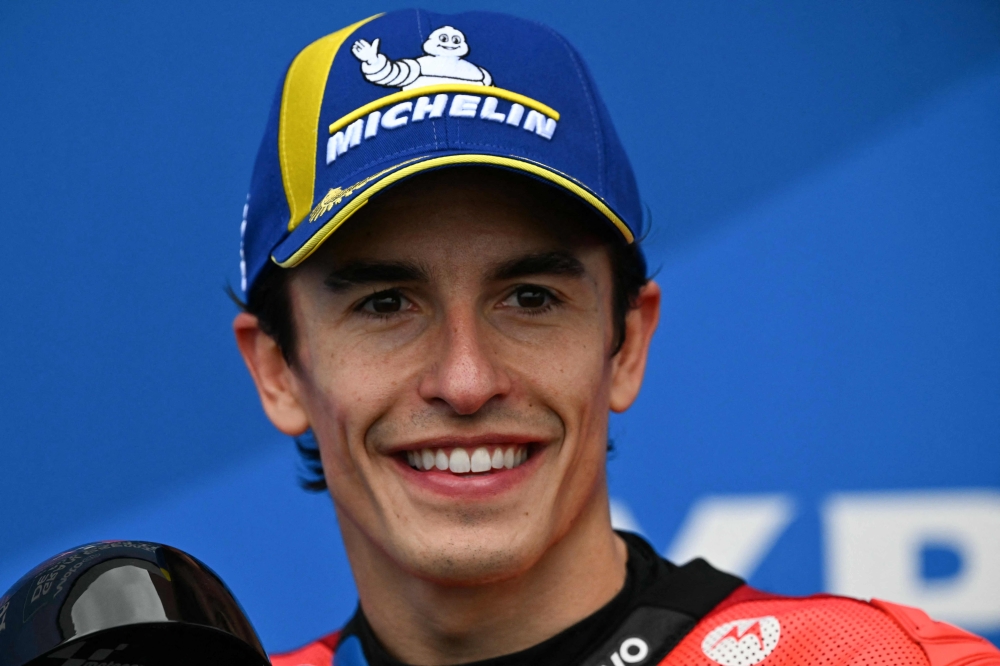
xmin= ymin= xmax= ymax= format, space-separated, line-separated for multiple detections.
xmin=1 ymin=0 xmax=998 ymax=653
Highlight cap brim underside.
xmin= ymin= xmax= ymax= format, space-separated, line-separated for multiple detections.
xmin=271 ymin=153 xmax=634 ymax=269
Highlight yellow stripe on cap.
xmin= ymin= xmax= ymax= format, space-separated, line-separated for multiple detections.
xmin=273 ymin=153 xmax=633 ymax=268
xmin=278 ymin=14 xmax=382 ymax=232
xmin=328 ymin=85 xmax=560 ymax=136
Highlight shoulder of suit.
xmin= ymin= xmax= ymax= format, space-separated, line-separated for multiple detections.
xmin=658 ymin=586 xmax=1000 ymax=666
xmin=269 ymin=630 xmax=339 ymax=666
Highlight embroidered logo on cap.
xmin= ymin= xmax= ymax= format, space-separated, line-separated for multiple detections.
xmin=308 ymin=158 xmax=424 ymax=223
xmin=701 ymin=616 xmax=780 ymax=666
xmin=325 ymin=25 xmax=561 ymax=166
xmin=351 ymin=26 xmax=492 ymax=91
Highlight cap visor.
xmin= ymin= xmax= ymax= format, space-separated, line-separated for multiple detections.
xmin=271 ymin=153 xmax=634 ymax=268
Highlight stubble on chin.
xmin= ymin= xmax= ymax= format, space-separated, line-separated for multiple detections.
xmin=402 ymin=527 xmax=539 ymax=585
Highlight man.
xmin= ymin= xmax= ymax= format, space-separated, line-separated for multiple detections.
xmin=234 ymin=9 xmax=1000 ymax=666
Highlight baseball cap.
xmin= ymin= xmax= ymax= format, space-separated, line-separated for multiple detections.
xmin=240 ymin=8 xmax=643 ymax=294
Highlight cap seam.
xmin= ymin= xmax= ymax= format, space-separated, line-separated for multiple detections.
xmin=422 ymin=7 xmax=440 ymax=154
xmin=414 ymin=8 xmax=440 ymax=145
xmin=313 ymin=143 xmax=559 ymax=221
xmin=322 ymin=139 xmax=453 ymax=185
xmin=537 ymin=22 xmax=605 ymax=194
xmin=439 ymin=141 xmax=550 ymax=163
xmin=278 ymin=14 xmax=383 ymax=232
xmin=415 ymin=8 xmax=427 ymax=42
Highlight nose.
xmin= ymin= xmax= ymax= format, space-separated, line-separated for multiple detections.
xmin=418 ymin=309 xmax=510 ymax=415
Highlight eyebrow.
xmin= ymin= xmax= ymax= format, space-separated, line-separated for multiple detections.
xmin=488 ymin=251 xmax=586 ymax=282
xmin=323 ymin=261 xmax=428 ymax=291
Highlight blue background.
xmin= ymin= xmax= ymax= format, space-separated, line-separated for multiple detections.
xmin=1 ymin=0 xmax=998 ymax=654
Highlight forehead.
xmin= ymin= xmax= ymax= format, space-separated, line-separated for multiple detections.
xmin=305 ymin=168 xmax=609 ymax=268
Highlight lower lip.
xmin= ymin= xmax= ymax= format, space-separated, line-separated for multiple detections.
xmin=393 ymin=447 xmax=541 ymax=499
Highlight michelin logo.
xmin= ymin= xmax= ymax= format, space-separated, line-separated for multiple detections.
xmin=351 ymin=26 xmax=492 ymax=90
xmin=328 ymin=26 xmax=556 ymax=164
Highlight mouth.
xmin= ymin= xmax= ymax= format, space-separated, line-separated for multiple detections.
xmin=403 ymin=445 xmax=530 ymax=474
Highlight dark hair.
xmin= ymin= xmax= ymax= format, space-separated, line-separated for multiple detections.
xmin=236 ymin=171 xmax=649 ymax=491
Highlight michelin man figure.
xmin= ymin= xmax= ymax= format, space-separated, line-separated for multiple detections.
xmin=351 ymin=26 xmax=493 ymax=91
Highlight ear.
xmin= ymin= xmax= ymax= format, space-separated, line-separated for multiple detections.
xmin=233 ymin=312 xmax=310 ymax=435
xmin=609 ymin=280 xmax=661 ymax=413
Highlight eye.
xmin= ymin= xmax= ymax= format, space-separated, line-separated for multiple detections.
xmin=515 ymin=287 xmax=547 ymax=308
xmin=359 ymin=290 xmax=411 ymax=316
xmin=452 ymin=35 xmax=461 ymax=44
xmin=501 ymin=285 xmax=558 ymax=311
xmin=439 ymin=34 xmax=448 ymax=42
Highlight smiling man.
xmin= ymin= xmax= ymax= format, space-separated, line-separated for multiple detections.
xmin=234 ymin=9 xmax=999 ymax=666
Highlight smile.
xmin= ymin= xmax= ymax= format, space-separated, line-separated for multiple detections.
xmin=404 ymin=445 xmax=530 ymax=474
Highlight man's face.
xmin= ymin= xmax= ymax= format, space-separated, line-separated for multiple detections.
xmin=280 ymin=172 xmax=638 ymax=584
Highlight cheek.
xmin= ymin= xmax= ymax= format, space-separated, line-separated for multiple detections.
xmin=498 ymin=320 xmax=613 ymax=428
xmin=296 ymin=345 xmax=402 ymax=471
xmin=299 ymin=313 xmax=419 ymax=406
xmin=494 ymin=292 xmax=616 ymax=422
xmin=513 ymin=329 xmax=612 ymax=523
xmin=297 ymin=320 xmax=441 ymax=467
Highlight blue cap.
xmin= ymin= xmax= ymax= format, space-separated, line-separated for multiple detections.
xmin=241 ymin=8 xmax=643 ymax=293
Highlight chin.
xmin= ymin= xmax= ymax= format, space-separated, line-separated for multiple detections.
xmin=393 ymin=520 xmax=551 ymax=586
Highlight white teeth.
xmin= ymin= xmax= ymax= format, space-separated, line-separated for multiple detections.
xmin=407 ymin=446 xmax=531 ymax=473
xmin=449 ymin=448 xmax=471 ymax=474
xmin=470 ymin=447 xmax=491 ymax=473
xmin=435 ymin=449 xmax=449 ymax=470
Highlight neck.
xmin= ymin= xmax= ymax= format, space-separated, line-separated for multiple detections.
xmin=338 ymin=487 xmax=628 ymax=665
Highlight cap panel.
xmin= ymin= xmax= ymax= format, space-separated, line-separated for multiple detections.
xmin=532 ymin=20 xmax=607 ymax=195
xmin=563 ymin=42 xmax=645 ymax=237
xmin=279 ymin=14 xmax=381 ymax=232
xmin=592 ymin=89 xmax=644 ymax=237
xmin=243 ymin=81 xmax=291 ymax=292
